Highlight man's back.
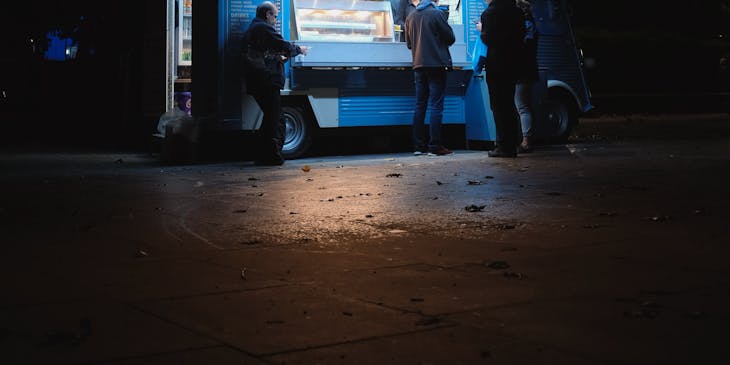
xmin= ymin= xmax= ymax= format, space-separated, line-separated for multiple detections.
xmin=405 ymin=1 xmax=455 ymax=69
xmin=480 ymin=0 xmax=525 ymax=80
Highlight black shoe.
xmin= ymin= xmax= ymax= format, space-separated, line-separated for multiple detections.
xmin=488 ymin=148 xmax=517 ymax=158
xmin=428 ymin=146 xmax=453 ymax=156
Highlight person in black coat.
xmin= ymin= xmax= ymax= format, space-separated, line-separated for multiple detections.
xmin=394 ymin=0 xmax=418 ymax=42
xmin=480 ymin=0 xmax=525 ymax=157
xmin=405 ymin=0 xmax=455 ymax=155
xmin=242 ymin=1 xmax=309 ymax=165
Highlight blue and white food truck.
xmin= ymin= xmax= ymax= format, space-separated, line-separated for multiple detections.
xmin=187 ymin=0 xmax=592 ymax=158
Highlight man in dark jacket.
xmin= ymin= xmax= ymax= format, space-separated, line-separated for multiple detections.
xmin=242 ymin=1 xmax=308 ymax=165
xmin=480 ymin=0 xmax=525 ymax=157
xmin=405 ymin=0 xmax=455 ymax=156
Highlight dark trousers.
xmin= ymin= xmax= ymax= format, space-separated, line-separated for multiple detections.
xmin=412 ymin=67 xmax=447 ymax=151
xmin=486 ymin=76 xmax=520 ymax=152
xmin=248 ymin=77 xmax=284 ymax=162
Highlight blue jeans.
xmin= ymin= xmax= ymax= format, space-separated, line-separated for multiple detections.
xmin=412 ymin=67 xmax=447 ymax=151
xmin=515 ymin=81 xmax=535 ymax=138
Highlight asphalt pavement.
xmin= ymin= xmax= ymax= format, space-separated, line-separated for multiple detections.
xmin=1 ymin=113 xmax=729 ymax=364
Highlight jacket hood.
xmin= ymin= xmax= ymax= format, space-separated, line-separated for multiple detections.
xmin=416 ymin=0 xmax=436 ymax=11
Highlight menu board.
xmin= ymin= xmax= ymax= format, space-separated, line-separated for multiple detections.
xmin=465 ymin=0 xmax=487 ymax=52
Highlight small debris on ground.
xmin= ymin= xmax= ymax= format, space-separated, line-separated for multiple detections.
xmin=386 ymin=173 xmax=402 ymax=178
xmin=301 ymin=165 xmax=311 ymax=172
xmin=467 ymin=180 xmax=482 ymax=185
xmin=503 ymin=271 xmax=526 ymax=279
xmin=486 ymin=260 xmax=510 ymax=270
xmin=465 ymin=204 xmax=486 ymax=212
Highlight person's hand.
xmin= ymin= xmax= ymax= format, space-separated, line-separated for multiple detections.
xmin=299 ymin=45 xmax=310 ymax=55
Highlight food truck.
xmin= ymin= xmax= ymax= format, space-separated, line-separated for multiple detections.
xmin=170 ymin=0 xmax=592 ymax=158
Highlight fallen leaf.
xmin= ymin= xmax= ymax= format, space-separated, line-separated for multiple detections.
xmin=301 ymin=165 xmax=311 ymax=172
xmin=465 ymin=204 xmax=486 ymax=212
xmin=486 ymin=261 xmax=510 ymax=270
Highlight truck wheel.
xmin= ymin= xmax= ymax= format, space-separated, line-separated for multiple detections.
xmin=545 ymin=89 xmax=578 ymax=143
xmin=281 ymin=106 xmax=314 ymax=160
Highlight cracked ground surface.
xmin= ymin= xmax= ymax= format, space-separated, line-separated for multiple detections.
xmin=1 ymin=114 xmax=729 ymax=364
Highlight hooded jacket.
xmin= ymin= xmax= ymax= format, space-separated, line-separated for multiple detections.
xmin=405 ymin=0 xmax=455 ymax=69
xmin=242 ymin=17 xmax=303 ymax=88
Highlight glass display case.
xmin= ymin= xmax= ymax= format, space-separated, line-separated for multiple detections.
xmin=293 ymin=0 xmax=395 ymax=43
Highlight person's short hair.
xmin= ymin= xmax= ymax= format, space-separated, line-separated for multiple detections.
xmin=256 ymin=1 xmax=276 ymax=19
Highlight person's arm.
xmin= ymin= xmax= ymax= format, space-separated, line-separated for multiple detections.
xmin=436 ymin=13 xmax=455 ymax=46
xmin=404 ymin=15 xmax=413 ymax=49
xmin=480 ymin=8 xmax=495 ymax=47
xmin=395 ymin=0 xmax=408 ymax=27
xmin=260 ymin=24 xmax=304 ymax=57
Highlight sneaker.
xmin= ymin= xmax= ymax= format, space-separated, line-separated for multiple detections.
xmin=413 ymin=150 xmax=427 ymax=156
xmin=487 ymin=148 xmax=517 ymax=158
xmin=428 ymin=146 xmax=453 ymax=156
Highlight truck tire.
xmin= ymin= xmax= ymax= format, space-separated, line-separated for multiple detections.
xmin=281 ymin=105 xmax=314 ymax=160
xmin=545 ymin=89 xmax=578 ymax=143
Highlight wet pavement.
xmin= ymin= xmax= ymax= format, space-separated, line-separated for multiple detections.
xmin=1 ymin=113 xmax=730 ymax=364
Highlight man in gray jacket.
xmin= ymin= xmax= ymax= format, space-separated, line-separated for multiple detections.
xmin=405 ymin=0 xmax=455 ymax=155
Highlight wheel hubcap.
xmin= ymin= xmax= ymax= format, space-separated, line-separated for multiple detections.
xmin=548 ymin=102 xmax=569 ymax=137
xmin=282 ymin=112 xmax=303 ymax=152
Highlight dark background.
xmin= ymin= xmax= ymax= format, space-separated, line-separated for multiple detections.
xmin=1 ymin=0 xmax=729 ymax=151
